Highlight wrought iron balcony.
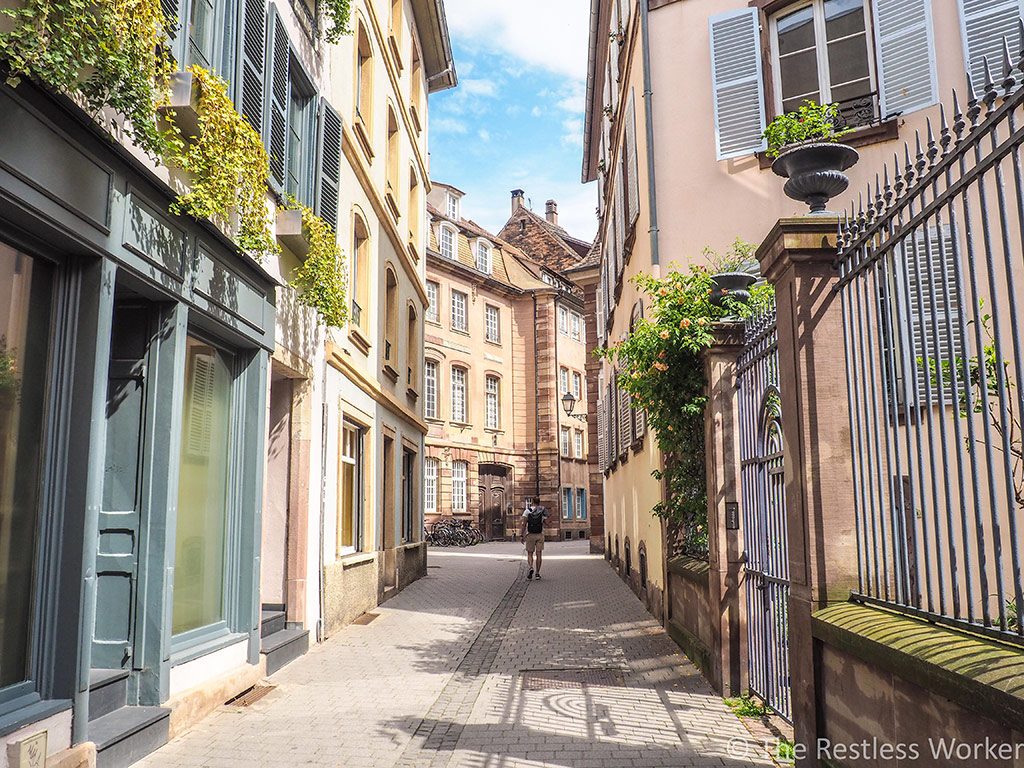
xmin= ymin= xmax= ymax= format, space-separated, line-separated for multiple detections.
xmin=833 ymin=90 xmax=885 ymax=131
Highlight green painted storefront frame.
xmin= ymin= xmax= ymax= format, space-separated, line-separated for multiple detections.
xmin=0 ymin=80 xmax=275 ymax=743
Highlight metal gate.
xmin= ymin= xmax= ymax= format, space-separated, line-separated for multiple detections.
xmin=737 ymin=310 xmax=791 ymax=720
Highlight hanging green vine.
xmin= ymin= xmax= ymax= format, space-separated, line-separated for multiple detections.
xmin=287 ymin=202 xmax=348 ymax=328
xmin=321 ymin=0 xmax=353 ymax=43
xmin=600 ymin=253 xmax=772 ymax=556
xmin=0 ymin=0 xmax=176 ymax=158
xmin=166 ymin=66 xmax=276 ymax=258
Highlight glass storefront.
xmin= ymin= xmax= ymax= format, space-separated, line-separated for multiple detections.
xmin=172 ymin=336 xmax=233 ymax=635
xmin=0 ymin=243 xmax=52 ymax=689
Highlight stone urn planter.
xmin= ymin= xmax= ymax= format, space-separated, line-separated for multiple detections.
xmin=710 ymin=272 xmax=757 ymax=307
xmin=771 ymin=141 xmax=859 ymax=215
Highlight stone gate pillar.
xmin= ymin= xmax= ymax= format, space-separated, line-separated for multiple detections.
xmin=702 ymin=322 xmax=747 ymax=697
xmin=756 ymin=217 xmax=858 ymax=766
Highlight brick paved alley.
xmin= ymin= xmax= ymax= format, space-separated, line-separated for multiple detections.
xmin=137 ymin=542 xmax=775 ymax=768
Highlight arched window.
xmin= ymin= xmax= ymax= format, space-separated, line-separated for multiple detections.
xmin=351 ymin=213 xmax=370 ymax=331
xmin=407 ymin=305 xmax=418 ymax=389
xmin=624 ymin=537 xmax=632 ymax=576
xmin=384 ymin=268 xmax=398 ymax=365
xmin=451 ymin=366 xmax=467 ymax=423
xmin=355 ymin=21 xmax=373 ymax=129
xmin=389 ymin=0 xmax=403 ymax=61
xmin=475 ymin=239 xmax=492 ymax=274
xmin=485 ymin=375 xmax=500 ymax=430
xmin=439 ymin=224 xmax=456 ymax=260
xmin=424 ymin=359 xmax=439 ymax=419
xmin=386 ymin=107 xmax=400 ymax=210
xmin=409 ymin=169 xmax=421 ymax=251
xmin=638 ymin=542 xmax=648 ymax=588
xmin=410 ymin=44 xmax=423 ymax=133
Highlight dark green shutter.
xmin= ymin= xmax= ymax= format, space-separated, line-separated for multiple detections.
xmin=237 ymin=0 xmax=266 ymax=134
xmin=162 ymin=0 xmax=182 ymax=65
xmin=265 ymin=6 xmax=290 ymax=193
xmin=315 ymin=99 xmax=342 ymax=231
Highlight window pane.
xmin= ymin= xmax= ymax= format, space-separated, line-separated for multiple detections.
xmin=777 ymin=5 xmax=816 ymax=55
xmin=827 ymin=35 xmax=871 ymax=90
xmin=0 ymin=245 xmax=52 ymax=689
xmin=824 ymin=0 xmax=866 ymax=41
xmin=188 ymin=0 xmax=216 ymax=69
xmin=779 ymin=49 xmax=821 ymax=104
xmin=338 ymin=424 xmax=361 ymax=552
xmin=173 ymin=337 xmax=233 ymax=635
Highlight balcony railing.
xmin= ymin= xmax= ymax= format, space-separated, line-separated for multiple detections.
xmin=833 ymin=90 xmax=884 ymax=131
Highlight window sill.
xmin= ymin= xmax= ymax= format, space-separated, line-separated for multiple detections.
xmin=484 ymin=338 xmax=502 ymax=347
xmin=407 ymin=239 xmax=420 ymax=263
xmin=451 ymin=328 xmax=470 ymax=337
xmin=406 ymin=386 xmax=419 ymax=401
xmin=170 ymin=625 xmax=246 ymax=666
xmin=385 ymin=188 xmax=401 ymax=223
xmin=0 ymin=696 xmax=72 ymax=740
xmin=348 ymin=326 xmax=372 ymax=355
xmin=756 ymin=118 xmax=900 ymax=170
xmin=353 ymin=118 xmax=374 ymax=163
xmin=426 ymin=319 xmax=442 ymax=327
xmin=382 ymin=363 xmax=400 ymax=383
xmin=339 ymin=551 xmax=376 ymax=569
xmin=450 ymin=420 xmax=472 ymax=428
xmin=388 ymin=33 xmax=404 ymax=71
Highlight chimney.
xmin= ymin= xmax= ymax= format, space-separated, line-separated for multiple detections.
xmin=545 ymin=199 xmax=558 ymax=226
xmin=511 ymin=189 xmax=525 ymax=213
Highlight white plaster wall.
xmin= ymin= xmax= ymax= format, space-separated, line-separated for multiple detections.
xmin=169 ymin=640 xmax=249 ymax=698
xmin=0 ymin=709 xmax=71 ymax=768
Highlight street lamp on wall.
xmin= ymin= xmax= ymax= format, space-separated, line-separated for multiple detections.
xmin=561 ymin=391 xmax=587 ymax=422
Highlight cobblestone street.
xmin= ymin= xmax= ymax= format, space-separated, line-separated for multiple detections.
xmin=137 ymin=542 xmax=774 ymax=768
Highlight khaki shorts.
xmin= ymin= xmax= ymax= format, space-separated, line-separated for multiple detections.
xmin=524 ymin=533 xmax=545 ymax=553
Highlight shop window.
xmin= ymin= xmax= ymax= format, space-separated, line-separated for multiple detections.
xmin=173 ymin=336 xmax=234 ymax=634
xmin=338 ymin=421 xmax=364 ymax=554
xmin=0 ymin=244 xmax=53 ymax=691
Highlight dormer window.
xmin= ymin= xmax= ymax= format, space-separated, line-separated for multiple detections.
xmin=439 ymin=224 xmax=455 ymax=260
xmin=475 ymin=240 xmax=492 ymax=274
xmin=446 ymin=192 xmax=459 ymax=220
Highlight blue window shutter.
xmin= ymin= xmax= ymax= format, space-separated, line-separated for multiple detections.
xmin=708 ymin=8 xmax=766 ymax=160
xmin=237 ymin=0 xmax=267 ymax=135
xmin=958 ymin=0 xmax=1024 ymax=93
xmin=872 ymin=0 xmax=938 ymax=118
xmin=265 ymin=6 xmax=290 ymax=193
xmin=315 ymin=99 xmax=343 ymax=231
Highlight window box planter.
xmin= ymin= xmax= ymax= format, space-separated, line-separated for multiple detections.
xmin=157 ymin=70 xmax=202 ymax=140
xmin=275 ymin=209 xmax=310 ymax=259
xmin=771 ymin=141 xmax=859 ymax=215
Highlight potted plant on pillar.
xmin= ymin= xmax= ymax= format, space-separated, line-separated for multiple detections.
xmin=765 ymin=101 xmax=859 ymax=215
xmin=705 ymin=238 xmax=758 ymax=309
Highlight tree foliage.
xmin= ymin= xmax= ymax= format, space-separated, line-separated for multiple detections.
xmin=601 ymin=260 xmax=773 ymax=556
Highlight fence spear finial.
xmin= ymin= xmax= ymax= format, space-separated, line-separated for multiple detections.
xmin=982 ymin=56 xmax=999 ymax=109
xmin=939 ymin=102 xmax=953 ymax=154
xmin=914 ymin=129 xmax=927 ymax=175
xmin=925 ymin=117 xmax=939 ymax=166
xmin=1002 ymin=36 xmax=1017 ymax=94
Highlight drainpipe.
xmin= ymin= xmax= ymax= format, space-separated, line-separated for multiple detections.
xmin=532 ymin=292 xmax=541 ymax=501
xmin=316 ymin=356 xmax=328 ymax=642
xmin=640 ymin=0 xmax=661 ymax=270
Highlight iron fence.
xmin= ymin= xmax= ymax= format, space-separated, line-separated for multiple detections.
xmin=837 ymin=35 xmax=1024 ymax=643
xmin=737 ymin=309 xmax=791 ymax=720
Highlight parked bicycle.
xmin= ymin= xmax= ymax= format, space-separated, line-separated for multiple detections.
xmin=425 ymin=518 xmax=485 ymax=547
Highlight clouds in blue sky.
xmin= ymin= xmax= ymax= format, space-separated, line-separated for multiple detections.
xmin=428 ymin=0 xmax=597 ymax=241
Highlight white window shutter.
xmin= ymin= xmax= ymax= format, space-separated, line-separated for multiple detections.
xmin=708 ymin=8 xmax=766 ymax=160
xmin=872 ymin=0 xmax=938 ymax=118
xmin=626 ymin=91 xmax=640 ymax=226
xmin=615 ymin=168 xmax=626 ymax=273
xmin=958 ymin=0 xmax=1024 ymax=94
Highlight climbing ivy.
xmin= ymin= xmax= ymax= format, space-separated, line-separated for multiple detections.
xmin=166 ymin=66 xmax=276 ymax=258
xmin=321 ymin=0 xmax=353 ymax=43
xmin=287 ymin=202 xmax=348 ymax=328
xmin=0 ymin=0 xmax=177 ymax=158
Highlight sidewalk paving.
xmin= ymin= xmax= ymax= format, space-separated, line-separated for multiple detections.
xmin=137 ymin=541 xmax=775 ymax=768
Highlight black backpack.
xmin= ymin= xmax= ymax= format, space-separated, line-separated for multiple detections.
xmin=527 ymin=507 xmax=545 ymax=534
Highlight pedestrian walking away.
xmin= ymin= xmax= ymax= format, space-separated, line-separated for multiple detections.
xmin=520 ymin=497 xmax=548 ymax=580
